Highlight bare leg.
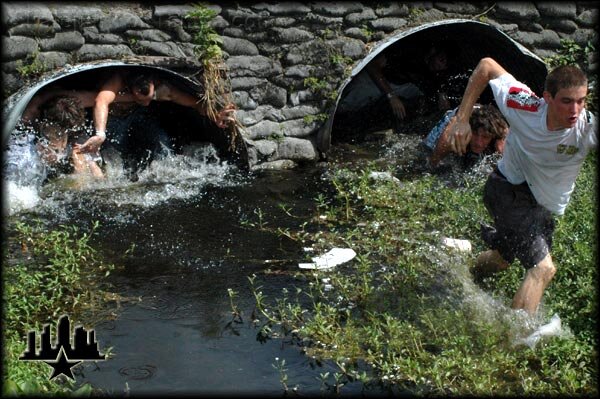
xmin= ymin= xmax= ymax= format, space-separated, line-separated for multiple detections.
xmin=511 ymin=253 xmax=556 ymax=314
xmin=472 ymin=249 xmax=510 ymax=277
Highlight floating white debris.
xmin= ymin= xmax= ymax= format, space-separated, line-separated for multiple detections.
xmin=441 ymin=237 xmax=472 ymax=252
xmin=299 ymin=248 xmax=357 ymax=270
xmin=368 ymin=171 xmax=401 ymax=184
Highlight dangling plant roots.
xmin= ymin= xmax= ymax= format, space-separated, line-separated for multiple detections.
xmin=186 ymin=3 xmax=243 ymax=152
xmin=201 ymin=58 xmax=243 ymax=152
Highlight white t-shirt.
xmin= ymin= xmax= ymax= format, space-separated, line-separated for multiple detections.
xmin=489 ymin=73 xmax=597 ymax=215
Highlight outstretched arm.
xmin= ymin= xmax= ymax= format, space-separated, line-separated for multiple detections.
xmin=164 ymin=83 xmax=236 ymax=128
xmin=447 ymin=58 xmax=507 ymax=155
xmin=366 ymin=58 xmax=407 ymax=120
xmin=74 ymin=74 xmax=124 ymax=154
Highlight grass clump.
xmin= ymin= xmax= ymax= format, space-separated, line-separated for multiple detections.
xmin=2 ymin=220 xmax=116 ymax=396
xmin=250 ymin=153 xmax=597 ymax=395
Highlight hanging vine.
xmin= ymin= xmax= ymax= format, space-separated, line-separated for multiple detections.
xmin=185 ymin=3 xmax=243 ymax=151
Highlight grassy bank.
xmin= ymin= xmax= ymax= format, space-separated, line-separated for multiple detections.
xmin=250 ymin=152 xmax=597 ymax=395
xmin=2 ymin=220 xmax=116 ymax=396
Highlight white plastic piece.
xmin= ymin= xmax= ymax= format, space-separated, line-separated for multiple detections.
xmin=298 ymin=248 xmax=357 ymax=270
xmin=441 ymin=237 xmax=472 ymax=252
xmin=368 ymin=171 xmax=401 ymax=184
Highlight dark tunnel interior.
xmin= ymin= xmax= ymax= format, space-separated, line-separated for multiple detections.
xmin=330 ymin=21 xmax=547 ymax=144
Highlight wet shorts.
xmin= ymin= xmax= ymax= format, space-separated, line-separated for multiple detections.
xmin=481 ymin=168 xmax=555 ymax=269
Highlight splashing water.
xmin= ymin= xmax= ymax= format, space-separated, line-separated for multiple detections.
xmin=425 ymin=241 xmax=573 ymax=349
xmin=4 ymin=132 xmax=241 ymax=218
xmin=3 ymin=128 xmax=47 ymax=215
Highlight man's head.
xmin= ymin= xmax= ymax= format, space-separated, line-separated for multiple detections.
xmin=543 ymin=65 xmax=588 ymax=130
xmin=425 ymin=46 xmax=448 ymax=73
xmin=469 ymin=104 xmax=509 ymax=154
xmin=41 ymin=95 xmax=86 ymax=129
xmin=38 ymin=95 xmax=85 ymax=152
xmin=127 ymin=73 xmax=155 ymax=106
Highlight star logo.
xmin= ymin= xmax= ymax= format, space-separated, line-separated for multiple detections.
xmin=20 ymin=315 xmax=106 ymax=382
xmin=46 ymin=347 xmax=82 ymax=381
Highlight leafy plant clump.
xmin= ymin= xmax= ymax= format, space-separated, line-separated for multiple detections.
xmin=545 ymin=39 xmax=597 ymax=113
xmin=249 ymin=153 xmax=597 ymax=395
xmin=185 ymin=3 xmax=242 ymax=151
xmin=3 ymin=220 xmax=117 ymax=396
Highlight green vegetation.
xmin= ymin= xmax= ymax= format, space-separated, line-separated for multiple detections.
xmin=248 ymin=152 xmax=597 ymax=395
xmin=16 ymin=51 xmax=46 ymax=80
xmin=2 ymin=221 xmax=116 ymax=396
xmin=185 ymin=3 xmax=223 ymax=64
xmin=545 ymin=39 xmax=597 ymax=113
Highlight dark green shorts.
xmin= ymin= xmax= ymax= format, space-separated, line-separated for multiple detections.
xmin=481 ymin=169 xmax=555 ymax=269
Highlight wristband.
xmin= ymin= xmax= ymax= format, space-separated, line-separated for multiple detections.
xmin=386 ymin=92 xmax=395 ymax=99
xmin=95 ymin=130 xmax=106 ymax=139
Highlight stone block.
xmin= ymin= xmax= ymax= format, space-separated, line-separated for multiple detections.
xmin=74 ymin=44 xmax=134 ymax=62
xmin=98 ymin=11 xmax=151 ymax=33
xmin=1 ymin=2 xmax=54 ymax=28
xmin=2 ymin=36 xmax=39 ymax=61
xmin=50 ymin=5 xmax=105 ymax=28
xmin=39 ymin=31 xmax=85 ymax=52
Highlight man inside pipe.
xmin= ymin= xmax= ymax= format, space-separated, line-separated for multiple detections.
xmin=335 ymin=41 xmax=467 ymax=141
xmin=74 ymin=71 xmax=236 ymax=179
xmin=421 ymin=103 xmax=509 ymax=170
xmin=446 ymin=57 xmax=596 ymax=315
xmin=20 ymin=88 xmax=135 ymax=180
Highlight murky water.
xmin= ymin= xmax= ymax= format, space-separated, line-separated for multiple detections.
xmin=4 ymin=128 xmax=567 ymax=395
xmin=4 ymin=139 xmax=375 ymax=395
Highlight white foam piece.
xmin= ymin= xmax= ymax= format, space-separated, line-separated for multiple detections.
xmin=441 ymin=237 xmax=472 ymax=252
xmin=299 ymin=248 xmax=357 ymax=270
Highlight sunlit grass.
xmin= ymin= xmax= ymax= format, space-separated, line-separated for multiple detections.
xmin=2 ymin=220 xmax=117 ymax=396
xmin=250 ymin=152 xmax=597 ymax=395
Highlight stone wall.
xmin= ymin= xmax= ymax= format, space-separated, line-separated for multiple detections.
xmin=2 ymin=2 xmax=597 ymax=169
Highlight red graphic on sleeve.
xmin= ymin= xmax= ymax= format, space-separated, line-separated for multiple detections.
xmin=507 ymin=86 xmax=541 ymax=112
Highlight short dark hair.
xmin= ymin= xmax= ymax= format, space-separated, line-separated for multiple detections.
xmin=41 ymin=95 xmax=86 ymax=128
xmin=544 ymin=65 xmax=588 ymax=97
xmin=126 ymin=73 xmax=155 ymax=96
xmin=470 ymin=104 xmax=509 ymax=140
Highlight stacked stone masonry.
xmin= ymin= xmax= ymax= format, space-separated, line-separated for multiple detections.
xmin=2 ymin=2 xmax=597 ymax=169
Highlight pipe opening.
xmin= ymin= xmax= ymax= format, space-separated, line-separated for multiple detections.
xmin=320 ymin=20 xmax=547 ymax=151
xmin=3 ymin=62 xmax=248 ymax=183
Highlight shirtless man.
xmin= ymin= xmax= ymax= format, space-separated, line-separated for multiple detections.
xmin=74 ymin=71 xmax=236 ymax=155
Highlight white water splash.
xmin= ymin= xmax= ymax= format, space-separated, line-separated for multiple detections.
xmin=4 ymin=181 xmax=41 ymax=215
xmin=4 ymin=139 xmax=240 ymax=217
xmin=3 ymin=129 xmax=47 ymax=215
xmin=428 ymin=241 xmax=573 ymax=349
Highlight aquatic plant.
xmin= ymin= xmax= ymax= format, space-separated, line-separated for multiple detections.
xmin=185 ymin=3 xmax=243 ymax=152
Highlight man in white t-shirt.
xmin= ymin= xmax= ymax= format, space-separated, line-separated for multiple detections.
xmin=446 ymin=57 xmax=597 ymax=314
